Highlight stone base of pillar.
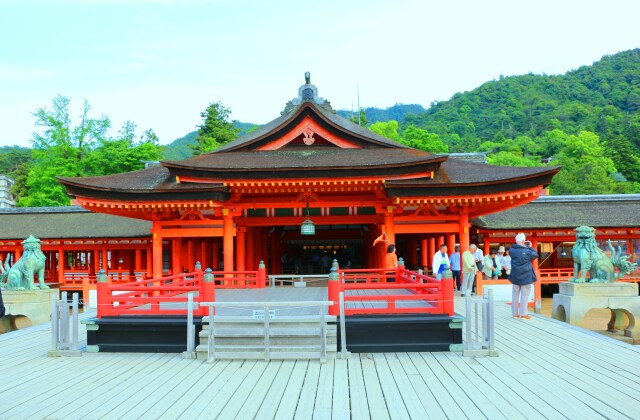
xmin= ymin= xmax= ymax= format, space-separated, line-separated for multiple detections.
xmin=552 ymin=282 xmax=640 ymax=342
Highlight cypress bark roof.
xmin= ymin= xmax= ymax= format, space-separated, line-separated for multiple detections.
xmin=473 ymin=194 xmax=640 ymax=229
xmin=0 ymin=206 xmax=151 ymax=240
xmin=57 ymin=76 xmax=560 ymax=202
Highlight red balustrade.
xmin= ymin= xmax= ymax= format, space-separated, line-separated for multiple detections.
xmin=97 ymin=270 xmax=214 ymax=318
xmin=331 ymin=266 xmax=454 ymax=316
xmin=96 ymin=265 xmax=264 ymax=318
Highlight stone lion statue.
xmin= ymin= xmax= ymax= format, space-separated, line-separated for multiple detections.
xmin=572 ymin=226 xmax=637 ymax=283
xmin=0 ymin=235 xmax=48 ymax=291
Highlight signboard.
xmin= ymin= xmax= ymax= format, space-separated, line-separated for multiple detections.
xmin=252 ymin=309 xmax=276 ymax=320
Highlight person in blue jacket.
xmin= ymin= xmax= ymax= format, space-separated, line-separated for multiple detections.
xmin=509 ymin=233 xmax=538 ymax=319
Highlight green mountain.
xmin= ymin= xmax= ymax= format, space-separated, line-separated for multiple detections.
xmin=336 ymin=104 xmax=426 ymax=124
xmin=163 ymin=121 xmax=257 ymax=161
xmin=403 ymin=49 xmax=640 ymax=154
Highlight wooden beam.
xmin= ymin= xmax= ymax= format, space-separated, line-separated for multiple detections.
xmin=394 ymin=223 xmax=460 ymax=234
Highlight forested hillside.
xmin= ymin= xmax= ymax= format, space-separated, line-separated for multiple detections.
xmin=163 ymin=121 xmax=256 ymax=160
xmin=336 ymin=104 xmax=426 ymax=124
xmin=400 ymin=49 xmax=640 ymax=192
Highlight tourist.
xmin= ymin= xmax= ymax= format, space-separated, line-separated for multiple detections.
xmin=473 ymin=246 xmax=484 ymax=272
xmin=432 ymin=244 xmax=449 ymax=280
xmin=449 ymin=245 xmax=461 ymax=290
xmin=482 ymin=249 xmax=501 ymax=279
xmin=501 ymin=248 xmax=512 ymax=279
xmin=509 ymin=233 xmax=539 ymax=319
xmin=461 ymin=244 xmax=477 ymax=296
xmin=385 ymin=244 xmax=398 ymax=282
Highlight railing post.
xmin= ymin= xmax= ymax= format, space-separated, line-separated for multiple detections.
xmin=96 ymin=269 xmax=108 ymax=318
xmin=50 ymin=293 xmax=58 ymax=354
xmin=206 ymin=303 xmax=215 ymax=364
xmin=71 ymin=293 xmax=79 ymax=352
xmin=264 ymin=305 xmax=270 ymax=361
xmin=534 ymin=271 xmax=542 ymax=314
xmin=202 ymin=268 xmax=215 ymax=317
xmin=442 ymin=277 xmax=454 ymax=316
xmin=328 ymin=260 xmax=340 ymax=316
xmin=339 ymin=291 xmax=350 ymax=359
xmin=183 ymin=292 xmax=196 ymax=359
xmin=487 ymin=288 xmax=495 ymax=351
xmin=475 ymin=270 xmax=483 ymax=296
xmin=257 ymin=261 xmax=266 ymax=288
xmin=396 ymin=258 xmax=404 ymax=282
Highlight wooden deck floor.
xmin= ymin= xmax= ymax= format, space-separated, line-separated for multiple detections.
xmin=1 ymin=296 xmax=639 ymax=419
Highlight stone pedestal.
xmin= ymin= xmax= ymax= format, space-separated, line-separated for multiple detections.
xmin=0 ymin=289 xmax=58 ymax=333
xmin=552 ymin=282 xmax=640 ymax=341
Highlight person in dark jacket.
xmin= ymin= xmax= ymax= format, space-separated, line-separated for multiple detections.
xmin=509 ymin=233 xmax=538 ymax=319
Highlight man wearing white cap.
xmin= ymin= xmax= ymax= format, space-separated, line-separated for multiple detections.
xmin=509 ymin=233 xmax=539 ymax=319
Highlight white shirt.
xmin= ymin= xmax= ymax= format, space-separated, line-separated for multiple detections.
xmin=473 ymin=249 xmax=483 ymax=262
xmin=432 ymin=252 xmax=450 ymax=274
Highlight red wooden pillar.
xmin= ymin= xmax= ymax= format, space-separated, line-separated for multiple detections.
xmin=145 ymin=247 xmax=152 ymax=276
xmin=261 ymin=228 xmax=269 ymax=273
xmin=171 ymin=239 xmax=181 ymax=276
xmin=152 ymin=221 xmax=163 ymax=278
xmin=483 ymin=238 xmax=490 ymax=255
xmin=384 ymin=212 xmax=396 ymax=246
xmin=437 ymin=235 xmax=444 ymax=248
xmin=446 ymin=233 xmax=456 ymax=255
xmin=407 ymin=237 xmax=417 ymax=268
xmin=101 ymin=248 xmax=108 ymax=270
xmin=459 ymin=211 xmax=470 ymax=253
xmin=236 ymin=227 xmax=246 ymax=272
xmin=212 ymin=241 xmax=220 ymax=270
xmin=201 ymin=240 xmax=209 ymax=270
xmin=531 ymin=238 xmax=539 ymax=272
xmin=223 ymin=214 xmax=234 ymax=273
xmin=377 ymin=224 xmax=386 ymax=268
xmin=57 ymin=249 xmax=65 ymax=283
xmin=270 ymin=230 xmax=281 ymax=274
xmin=89 ymin=250 xmax=97 ymax=277
xmin=246 ymin=227 xmax=255 ymax=271
xmin=421 ymin=237 xmax=428 ymax=270
xmin=129 ymin=250 xmax=135 ymax=276
xmin=428 ymin=237 xmax=435 ymax=270
xmin=135 ymin=249 xmax=142 ymax=271
xmin=187 ymin=239 xmax=195 ymax=271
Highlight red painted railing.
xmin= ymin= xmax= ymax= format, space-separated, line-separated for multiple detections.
xmin=97 ymin=270 xmax=214 ymax=318
xmin=213 ymin=268 xmax=266 ymax=288
xmin=331 ymin=266 xmax=454 ymax=316
xmin=96 ymin=264 xmax=265 ymax=318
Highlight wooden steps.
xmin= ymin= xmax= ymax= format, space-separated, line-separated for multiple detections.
xmin=197 ymin=315 xmax=337 ymax=361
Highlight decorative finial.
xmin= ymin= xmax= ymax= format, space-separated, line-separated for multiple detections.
xmin=305 ymin=71 xmax=310 ymax=85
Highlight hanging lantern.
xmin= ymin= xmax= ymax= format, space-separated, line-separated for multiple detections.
xmin=300 ymin=201 xmax=315 ymax=235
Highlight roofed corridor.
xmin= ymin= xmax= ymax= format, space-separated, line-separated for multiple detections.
xmin=2 ymin=297 xmax=639 ymax=419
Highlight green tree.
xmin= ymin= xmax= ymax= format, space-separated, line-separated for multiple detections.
xmin=401 ymin=126 xmax=448 ymax=153
xmin=190 ymin=102 xmax=239 ymax=155
xmin=368 ymin=120 xmax=403 ymax=142
xmin=0 ymin=146 xmax=32 ymax=175
xmin=548 ymin=131 xmax=619 ymax=194
xmin=349 ymin=108 xmax=368 ymax=127
xmin=18 ymin=96 xmax=110 ymax=206
xmin=17 ymin=96 xmax=164 ymax=207
xmin=84 ymin=123 xmax=164 ymax=176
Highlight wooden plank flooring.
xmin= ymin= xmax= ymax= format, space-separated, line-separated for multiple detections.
xmin=1 ymin=296 xmax=640 ymax=419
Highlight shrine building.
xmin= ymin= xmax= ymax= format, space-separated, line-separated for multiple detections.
xmin=55 ymin=74 xmax=561 ymax=279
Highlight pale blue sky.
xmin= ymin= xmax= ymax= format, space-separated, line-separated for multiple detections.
xmin=1 ymin=0 xmax=639 ymax=147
